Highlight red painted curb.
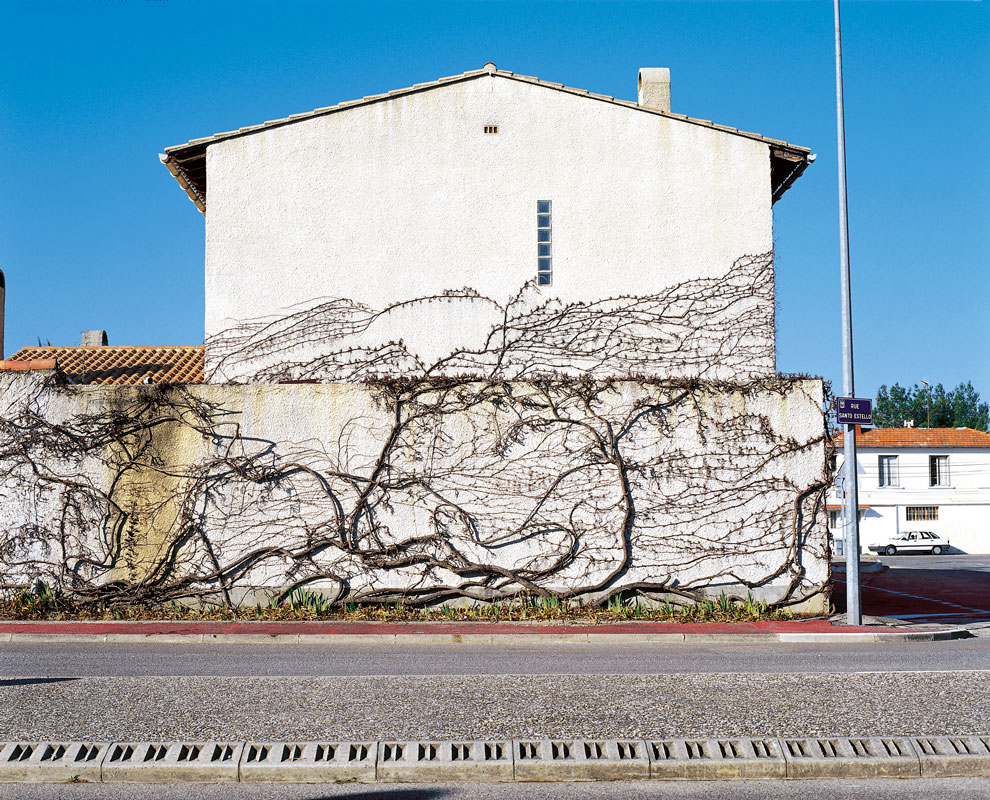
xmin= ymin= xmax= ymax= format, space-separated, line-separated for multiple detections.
xmin=0 ymin=620 xmax=894 ymax=635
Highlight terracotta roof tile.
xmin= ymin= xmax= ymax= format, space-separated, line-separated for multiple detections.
xmin=835 ymin=428 xmax=990 ymax=449
xmin=5 ymin=346 xmax=204 ymax=386
xmin=0 ymin=358 xmax=57 ymax=372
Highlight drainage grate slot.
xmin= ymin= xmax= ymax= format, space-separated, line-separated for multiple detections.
xmin=752 ymin=740 xmax=774 ymax=758
xmin=417 ymin=743 xmax=438 ymax=761
xmin=519 ymin=742 xmax=538 ymax=760
xmin=382 ymin=744 xmax=403 ymax=762
xmin=685 ymin=741 xmax=707 ymax=760
xmin=551 ymin=742 xmax=572 ymax=760
xmin=617 ymin=742 xmax=638 ymax=760
xmin=9 ymin=744 xmax=33 ymax=762
xmin=315 ymin=744 xmax=336 ymax=761
xmin=75 ymin=744 xmax=100 ymax=762
xmin=916 ymin=738 xmax=938 ymax=756
xmin=280 ymin=744 xmax=303 ymax=762
xmin=110 ymin=745 xmax=134 ymax=763
xmin=786 ymin=740 xmax=808 ymax=758
xmin=651 ymin=741 xmax=672 ymax=760
xmin=349 ymin=744 xmax=369 ymax=762
xmin=850 ymin=739 xmax=872 ymax=757
xmin=212 ymin=744 xmax=234 ymax=762
xmin=949 ymin=738 xmax=973 ymax=755
xmin=247 ymin=745 xmax=268 ymax=762
xmin=177 ymin=744 xmax=201 ymax=762
xmin=817 ymin=739 xmax=838 ymax=758
xmin=484 ymin=743 xmax=505 ymax=761
xmin=450 ymin=743 xmax=471 ymax=761
xmin=584 ymin=742 xmax=604 ymax=760
xmin=882 ymin=739 xmax=904 ymax=757
xmin=145 ymin=745 xmax=168 ymax=763
xmin=718 ymin=740 xmax=741 ymax=759
xmin=41 ymin=744 xmax=66 ymax=761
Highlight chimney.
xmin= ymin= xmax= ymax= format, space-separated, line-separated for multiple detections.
xmin=638 ymin=68 xmax=671 ymax=112
xmin=81 ymin=330 xmax=108 ymax=347
xmin=0 ymin=269 xmax=5 ymax=359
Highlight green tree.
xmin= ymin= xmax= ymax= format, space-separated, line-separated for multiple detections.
xmin=874 ymin=381 xmax=989 ymax=431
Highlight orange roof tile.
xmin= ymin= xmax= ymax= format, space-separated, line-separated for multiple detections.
xmin=5 ymin=346 xmax=204 ymax=386
xmin=0 ymin=359 xmax=57 ymax=372
xmin=835 ymin=428 xmax=990 ymax=449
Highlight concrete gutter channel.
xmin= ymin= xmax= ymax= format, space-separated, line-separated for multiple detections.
xmin=0 ymin=620 xmax=974 ymax=644
xmin=0 ymin=736 xmax=987 ymax=783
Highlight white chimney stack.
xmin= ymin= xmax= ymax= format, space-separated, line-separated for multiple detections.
xmin=81 ymin=330 xmax=108 ymax=347
xmin=638 ymin=68 xmax=671 ymax=112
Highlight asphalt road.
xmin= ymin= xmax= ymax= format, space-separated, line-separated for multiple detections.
xmin=3 ymin=778 xmax=990 ymax=800
xmin=880 ymin=554 xmax=990 ymax=571
xmin=3 ymin=670 xmax=989 ymax=741
xmin=1 ymin=636 xmax=989 ymax=676
xmin=834 ymin=553 xmax=990 ymax=625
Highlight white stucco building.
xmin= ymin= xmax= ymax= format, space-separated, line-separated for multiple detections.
xmin=161 ymin=64 xmax=813 ymax=383
xmin=0 ymin=64 xmax=830 ymax=610
xmin=829 ymin=428 xmax=990 ymax=555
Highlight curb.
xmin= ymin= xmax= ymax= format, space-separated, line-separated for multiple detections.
xmin=0 ymin=621 xmax=973 ymax=644
xmin=831 ymin=561 xmax=887 ymax=574
xmin=0 ymin=735 xmax=987 ymax=783
xmin=0 ymin=631 xmax=972 ymax=645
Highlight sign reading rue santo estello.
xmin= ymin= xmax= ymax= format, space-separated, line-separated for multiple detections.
xmin=835 ymin=397 xmax=873 ymax=426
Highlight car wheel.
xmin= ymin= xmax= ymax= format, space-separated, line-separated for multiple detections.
xmin=932 ymin=546 xmax=943 ymax=555
xmin=885 ymin=546 xmax=896 ymax=556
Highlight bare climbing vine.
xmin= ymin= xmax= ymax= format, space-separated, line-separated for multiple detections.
xmin=0 ymin=253 xmax=831 ymax=608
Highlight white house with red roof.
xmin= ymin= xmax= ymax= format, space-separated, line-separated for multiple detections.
xmin=830 ymin=427 xmax=990 ymax=555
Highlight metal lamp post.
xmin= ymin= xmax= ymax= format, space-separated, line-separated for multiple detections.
xmin=834 ymin=0 xmax=862 ymax=625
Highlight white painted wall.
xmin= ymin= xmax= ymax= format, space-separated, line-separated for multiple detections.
xmin=0 ymin=373 xmax=828 ymax=609
xmin=204 ymin=74 xmax=775 ymax=380
xmin=830 ymin=446 xmax=990 ymax=554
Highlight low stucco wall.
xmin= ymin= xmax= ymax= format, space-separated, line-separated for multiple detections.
xmin=0 ymin=371 xmax=829 ymax=610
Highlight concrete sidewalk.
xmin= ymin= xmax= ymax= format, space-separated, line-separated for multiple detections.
xmin=0 ymin=619 xmax=972 ymax=644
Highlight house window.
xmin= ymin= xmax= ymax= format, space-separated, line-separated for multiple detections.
xmin=929 ymin=455 xmax=949 ymax=487
xmin=828 ymin=510 xmax=839 ymax=529
xmin=878 ymin=455 xmax=899 ymax=487
xmin=906 ymin=506 xmax=938 ymax=521
xmin=537 ymin=200 xmax=551 ymax=285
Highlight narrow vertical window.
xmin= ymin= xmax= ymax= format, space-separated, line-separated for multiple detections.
xmin=929 ymin=455 xmax=949 ymax=487
xmin=537 ymin=200 xmax=551 ymax=285
xmin=878 ymin=455 xmax=899 ymax=487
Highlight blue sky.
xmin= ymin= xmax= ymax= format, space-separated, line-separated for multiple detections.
xmin=1 ymin=0 xmax=987 ymax=402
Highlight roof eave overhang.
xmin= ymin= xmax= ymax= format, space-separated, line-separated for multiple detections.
xmin=162 ymin=68 xmax=814 ymax=212
xmin=160 ymin=152 xmax=206 ymax=214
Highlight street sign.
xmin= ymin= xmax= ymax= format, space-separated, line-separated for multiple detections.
xmin=835 ymin=397 xmax=872 ymax=426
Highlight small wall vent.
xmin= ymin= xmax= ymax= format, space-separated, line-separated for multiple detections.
xmin=483 ymin=125 xmax=499 ymax=134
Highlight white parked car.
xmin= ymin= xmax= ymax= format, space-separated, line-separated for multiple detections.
xmin=867 ymin=531 xmax=950 ymax=556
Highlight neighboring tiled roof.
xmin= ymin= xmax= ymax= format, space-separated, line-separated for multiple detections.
xmin=835 ymin=428 xmax=990 ymax=449
xmin=5 ymin=346 xmax=204 ymax=385
xmin=0 ymin=358 xmax=57 ymax=372
xmin=162 ymin=64 xmax=813 ymax=213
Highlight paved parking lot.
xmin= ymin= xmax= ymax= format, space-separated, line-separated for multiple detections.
xmin=833 ymin=554 xmax=990 ymax=624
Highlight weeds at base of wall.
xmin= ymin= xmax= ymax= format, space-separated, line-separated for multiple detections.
xmin=0 ymin=580 xmax=801 ymax=623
